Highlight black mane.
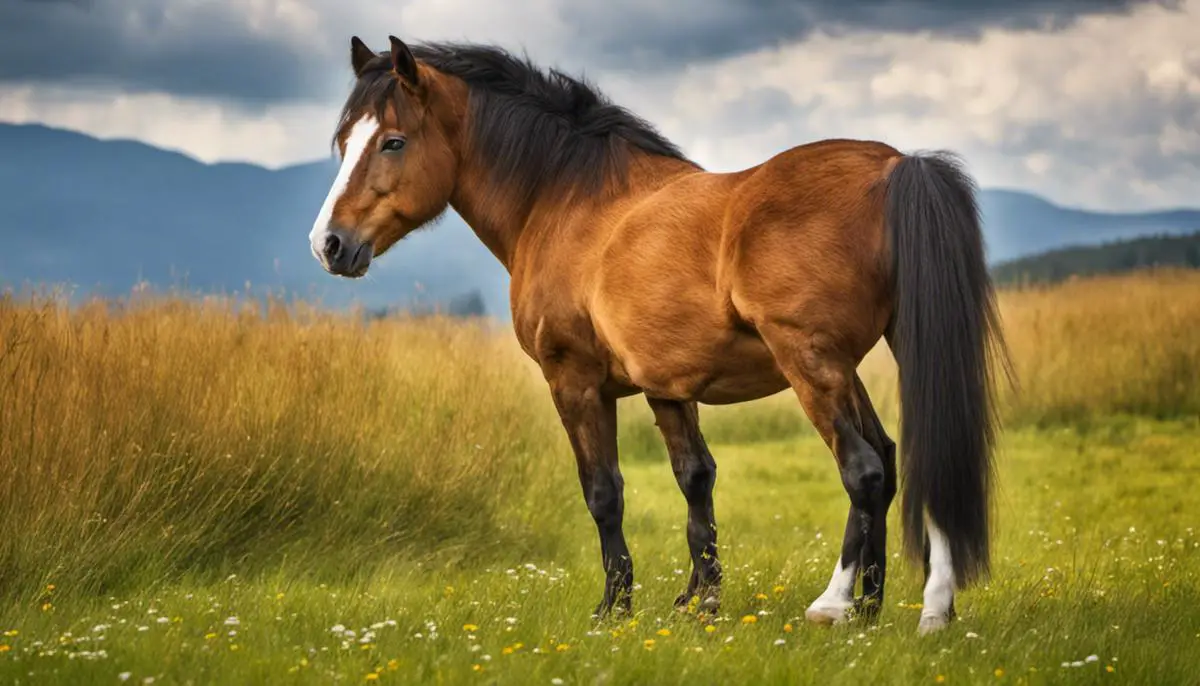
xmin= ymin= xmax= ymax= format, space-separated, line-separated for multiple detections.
xmin=338 ymin=42 xmax=699 ymax=208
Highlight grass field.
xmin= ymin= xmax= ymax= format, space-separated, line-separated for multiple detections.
xmin=1 ymin=270 xmax=1198 ymax=684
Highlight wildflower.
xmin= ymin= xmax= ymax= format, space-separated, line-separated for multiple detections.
xmin=230 ymin=644 xmax=239 ymax=651
xmin=783 ymin=624 xmax=793 ymax=633
xmin=741 ymin=615 xmax=757 ymax=625
xmin=41 ymin=603 xmax=52 ymax=612
xmin=276 ymin=593 xmax=285 ymax=600
xmin=556 ymin=644 xmax=570 ymax=652
xmin=472 ymin=664 xmax=483 ymax=672
xmin=1085 ymin=655 xmax=1099 ymax=663
xmin=704 ymin=625 xmax=716 ymax=634
xmin=643 ymin=639 xmax=656 ymax=649
xmin=935 ymin=676 xmax=945 ymax=683
xmin=551 ymin=679 xmax=564 ymax=685
xmin=387 ymin=659 xmax=399 ymax=670
xmin=2 ymin=631 xmax=16 ymax=637
xmin=774 ymin=585 xmax=786 ymax=594
xmin=365 ymin=674 xmax=379 ymax=681
xmin=755 ymin=593 xmax=768 ymax=600
xmin=501 ymin=647 xmax=514 ymax=656
xmin=0 ymin=645 xmax=9 ymax=653
xmin=204 ymin=633 xmax=217 ymax=640
xmin=994 ymin=668 xmax=1005 ymax=678
xmin=1106 ymin=665 xmax=1115 ymax=673
xmin=463 ymin=624 xmax=478 ymax=632
xmin=656 ymin=629 xmax=671 ymax=637
xmin=965 ymin=632 xmax=979 ymax=639
xmin=774 ymin=639 xmax=786 ymax=646
xmin=46 ymin=584 xmax=55 ymax=592
xmin=224 ymin=617 xmax=240 ymax=626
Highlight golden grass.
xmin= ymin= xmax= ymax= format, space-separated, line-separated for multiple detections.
xmin=1 ymin=268 xmax=1197 ymax=601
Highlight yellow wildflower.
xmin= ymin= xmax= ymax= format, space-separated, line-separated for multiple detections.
xmin=2 ymin=631 xmax=16 ymax=637
xmin=300 ymin=658 xmax=309 ymax=667
xmin=387 ymin=659 xmax=399 ymax=671
xmin=704 ymin=625 xmax=716 ymax=634
xmin=755 ymin=593 xmax=768 ymax=600
xmin=501 ymin=647 xmax=514 ymax=656
xmin=0 ymin=645 xmax=10 ymax=653
xmin=643 ymin=639 xmax=656 ymax=649
xmin=556 ymin=643 xmax=570 ymax=652
xmin=773 ymin=585 xmax=785 ymax=594
xmin=994 ymin=668 xmax=1005 ymax=678
xmin=1106 ymin=665 xmax=1115 ymax=673
xmin=275 ymin=593 xmax=285 ymax=600
xmin=935 ymin=676 xmax=946 ymax=684
xmin=741 ymin=615 xmax=757 ymax=625
xmin=46 ymin=584 xmax=55 ymax=592
xmin=40 ymin=603 xmax=52 ymax=612
xmin=472 ymin=664 xmax=483 ymax=672
xmin=463 ymin=624 xmax=478 ymax=632
xmin=656 ymin=629 xmax=671 ymax=637
xmin=230 ymin=644 xmax=240 ymax=651
xmin=784 ymin=623 xmax=793 ymax=633
xmin=205 ymin=633 xmax=218 ymax=640
xmin=365 ymin=674 xmax=379 ymax=682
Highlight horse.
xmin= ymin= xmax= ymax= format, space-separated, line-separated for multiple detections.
xmin=308 ymin=35 xmax=1010 ymax=635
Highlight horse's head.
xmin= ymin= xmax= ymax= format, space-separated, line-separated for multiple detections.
xmin=309 ymin=35 xmax=459 ymax=278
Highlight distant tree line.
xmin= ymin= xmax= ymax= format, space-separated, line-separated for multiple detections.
xmin=365 ymin=289 xmax=488 ymax=320
xmin=991 ymin=231 xmax=1200 ymax=287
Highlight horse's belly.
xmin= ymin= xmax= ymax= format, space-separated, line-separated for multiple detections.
xmin=608 ymin=327 xmax=789 ymax=405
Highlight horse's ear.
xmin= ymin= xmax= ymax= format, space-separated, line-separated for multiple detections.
xmin=350 ymin=36 xmax=376 ymax=77
xmin=388 ymin=35 xmax=420 ymax=86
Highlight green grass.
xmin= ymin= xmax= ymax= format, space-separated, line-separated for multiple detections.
xmin=3 ymin=415 xmax=1197 ymax=685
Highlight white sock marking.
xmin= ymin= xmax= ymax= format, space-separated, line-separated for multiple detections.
xmin=922 ymin=513 xmax=956 ymax=624
xmin=807 ymin=558 xmax=857 ymax=620
xmin=309 ymin=114 xmax=378 ymax=265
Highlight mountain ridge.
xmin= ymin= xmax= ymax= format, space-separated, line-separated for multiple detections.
xmin=3 ymin=122 xmax=1198 ymax=318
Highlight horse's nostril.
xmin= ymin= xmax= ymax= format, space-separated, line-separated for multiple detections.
xmin=323 ymin=233 xmax=342 ymax=261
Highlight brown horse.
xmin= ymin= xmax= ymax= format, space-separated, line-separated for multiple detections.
xmin=309 ymin=35 xmax=1009 ymax=635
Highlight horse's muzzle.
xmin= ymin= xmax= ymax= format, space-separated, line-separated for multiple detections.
xmin=313 ymin=226 xmax=371 ymax=278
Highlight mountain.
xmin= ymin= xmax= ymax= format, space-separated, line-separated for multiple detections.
xmin=0 ymin=123 xmax=509 ymax=316
xmin=2 ymin=123 xmax=1198 ymax=317
xmin=977 ymin=189 xmax=1200 ymax=263
xmin=992 ymin=231 xmax=1200 ymax=286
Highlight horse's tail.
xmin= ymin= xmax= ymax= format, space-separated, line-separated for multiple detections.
xmin=884 ymin=150 xmax=1010 ymax=589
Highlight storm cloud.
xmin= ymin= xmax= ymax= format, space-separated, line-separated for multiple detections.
xmin=0 ymin=0 xmax=1182 ymax=104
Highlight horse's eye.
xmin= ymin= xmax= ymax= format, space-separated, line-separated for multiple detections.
xmin=381 ymin=136 xmax=407 ymax=152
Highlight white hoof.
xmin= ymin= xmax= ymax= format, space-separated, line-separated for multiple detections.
xmin=918 ymin=613 xmax=950 ymax=635
xmin=805 ymin=600 xmax=853 ymax=625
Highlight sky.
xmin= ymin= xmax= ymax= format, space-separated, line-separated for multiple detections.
xmin=1 ymin=0 xmax=1197 ymax=212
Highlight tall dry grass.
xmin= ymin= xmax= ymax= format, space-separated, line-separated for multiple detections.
xmin=2 ymin=269 xmax=1197 ymax=602
xmin=0 ymin=291 xmax=575 ymax=603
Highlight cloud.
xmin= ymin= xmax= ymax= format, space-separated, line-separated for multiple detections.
xmin=0 ymin=0 xmax=1197 ymax=211
xmin=0 ymin=0 xmax=1180 ymax=105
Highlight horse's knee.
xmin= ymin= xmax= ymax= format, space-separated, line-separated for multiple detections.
xmin=674 ymin=454 xmax=716 ymax=503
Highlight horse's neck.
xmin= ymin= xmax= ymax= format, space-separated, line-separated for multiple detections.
xmin=449 ymin=152 xmax=700 ymax=273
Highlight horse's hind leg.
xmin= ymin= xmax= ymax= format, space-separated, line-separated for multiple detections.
xmin=755 ymin=323 xmax=891 ymax=625
xmin=647 ymin=398 xmax=722 ymax=614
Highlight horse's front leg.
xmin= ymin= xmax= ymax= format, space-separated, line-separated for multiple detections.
xmin=647 ymin=398 xmax=721 ymax=615
xmin=547 ymin=370 xmax=632 ymax=618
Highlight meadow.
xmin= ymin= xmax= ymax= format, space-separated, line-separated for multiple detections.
xmin=0 ymin=269 xmax=1198 ymax=685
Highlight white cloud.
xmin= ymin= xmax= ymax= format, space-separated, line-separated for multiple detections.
xmin=1 ymin=0 xmax=1197 ymax=210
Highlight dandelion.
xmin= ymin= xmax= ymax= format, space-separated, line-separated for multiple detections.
xmin=643 ymin=639 xmax=656 ymax=649
xmin=704 ymin=625 xmax=716 ymax=634
xmin=472 ymin=664 xmax=483 ymax=672
xmin=656 ymin=629 xmax=671 ymax=637
xmin=556 ymin=644 xmax=570 ymax=652
xmin=994 ymin=668 xmax=1004 ymax=678
xmin=365 ymin=674 xmax=379 ymax=681
xmin=755 ymin=593 xmax=768 ymax=600
xmin=1106 ymin=665 xmax=1115 ymax=673
xmin=463 ymin=624 xmax=478 ymax=632
xmin=783 ymin=624 xmax=793 ymax=633
xmin=741 ymin=615 xmax=757 ymax=625
xmin=0 ymin=645 xmax=9 ymax=653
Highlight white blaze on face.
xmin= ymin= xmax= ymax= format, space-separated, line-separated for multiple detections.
xmin=309 ymin=114 xmax=379 ymax=266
